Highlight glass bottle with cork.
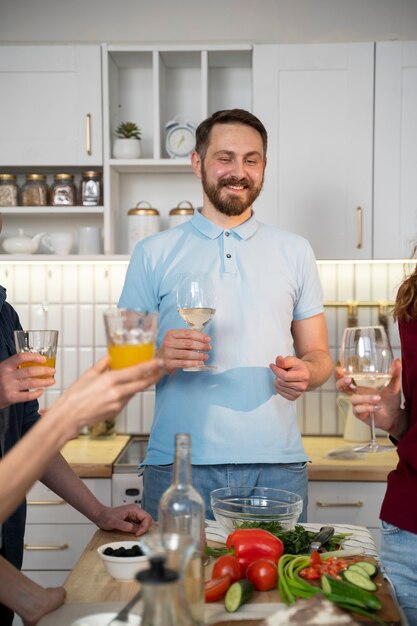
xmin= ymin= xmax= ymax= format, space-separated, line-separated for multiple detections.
xmin=158 ymin=433 xmax=205 ymax=625
xmin=136 ymin=555 xmax=197 ymax=626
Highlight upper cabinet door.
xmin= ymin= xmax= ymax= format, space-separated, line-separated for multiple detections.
xmin=374 ymin=42 xmax=417 ymax=259
xmin=0 ymin=45 xmax=102 ymax=166
xmin=253 ymin=44 xmax=374 ymax=259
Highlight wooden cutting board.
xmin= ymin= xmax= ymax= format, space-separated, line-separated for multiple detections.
xmin=65 ymin=530 xmax=403 ymax=625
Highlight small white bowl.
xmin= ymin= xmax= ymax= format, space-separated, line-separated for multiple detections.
xmin=97 ymin=540 xmax=149 ymax=582
xmin=71 ymin=613 xmax=140 ymax=626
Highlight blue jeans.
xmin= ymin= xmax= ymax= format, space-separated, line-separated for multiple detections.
xmin=380 ymin=520 xmax=417 ymax=626
xmin=142 ymin=462 xmax=308 ymax=522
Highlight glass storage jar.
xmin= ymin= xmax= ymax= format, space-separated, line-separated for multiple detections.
xmin=50 ymin=173 xmax=77 ymax=206
xmin=0 ymin=174 xmax=19 ymax=206
xmin=22 ymin=174 xmax=48 ymax=206
xmin=80 ymin=170 xmax=102 ymax=206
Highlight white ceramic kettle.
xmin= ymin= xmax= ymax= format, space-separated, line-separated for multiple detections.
xmin=2 ymin=229 xmax=46 ymax=254
xmin=337 ymin=395 xmax=371 ymax=443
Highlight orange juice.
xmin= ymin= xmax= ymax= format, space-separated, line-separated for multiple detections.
xmin=19 ymin=356 xmax=56 ymax=378
xmin=108 ymin=343 xmax=155 ymax=369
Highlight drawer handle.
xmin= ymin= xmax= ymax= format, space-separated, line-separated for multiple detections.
xmin=316 ymin=500 xmax=364 ymax=508
xmin=24 ymin=543 xmax=69 ymax=551
xmin=27 ymin=499 xmax=66 ymax=505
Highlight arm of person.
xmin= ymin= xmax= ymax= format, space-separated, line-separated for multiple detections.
xmin=269 ymin=313 xmax=333 ymax=401
xmin=40 ymin=453 xmax=153 ymax=536
xmin=335 ymin=358 xmax=408 ymax=440
xmin=0 ymin=356 xmax=163 ymax=524
xmin=0 ymin=554 xmax=65 ymax=625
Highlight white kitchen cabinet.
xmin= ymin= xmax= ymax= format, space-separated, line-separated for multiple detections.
xmin=374 ymin=41 xmax=417 ymax=259
xmin=22 ymin=478 xmax=111 ymax=575
xmin=0 ymin=44 xmax=104 ymax=255
xmin=307 ymin=481 xmax=386 ymax=550
xmin=253 ymin=43 xmax=374 ymax=260
xmin=0 ymin=45 xmax=102 ymax=167
xmin=102 ymin=44 xmax=252 ymax=253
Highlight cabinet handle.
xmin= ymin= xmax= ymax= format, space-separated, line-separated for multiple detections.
xmin=24 ymin=543 xmax=69 ymax=551
xmin=27 ymin=499 xmax=66 ymax=505
xmin=356 ymin=206 xmax=363 ymax=249
xmin=86 ymin=113 xmax=92 ymax=155
xmin=316 ymin=500 xmax=363 ymax=508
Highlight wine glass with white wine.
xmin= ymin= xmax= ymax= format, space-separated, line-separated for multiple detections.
xmin=176 ymin=271 xmax=216 ymax=372
xmin=341 ymin=325 xmax=394 ymax=453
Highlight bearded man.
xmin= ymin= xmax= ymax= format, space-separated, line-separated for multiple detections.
xmin=119 ymin=109 xmax=333 ymax=519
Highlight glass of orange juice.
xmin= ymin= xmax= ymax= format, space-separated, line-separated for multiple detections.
xmin=103 ymin=309 xmax=158 ymax=370
xmin=14 ymin=330 xmax=59 ymax=378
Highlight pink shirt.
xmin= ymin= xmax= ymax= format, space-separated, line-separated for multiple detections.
xmin=380 ymin=318 xmax=417 ymax=534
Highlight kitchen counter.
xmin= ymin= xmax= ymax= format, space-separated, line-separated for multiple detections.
xmin=303 ymin=436 xmax=398 ymax=481
xmin=56 ymin=528 xmax=401 ymax=626
xmin=60 ymin=435 xmax=398 ymax=481
xmin=60 ymin=435 xmax=130 ymax=478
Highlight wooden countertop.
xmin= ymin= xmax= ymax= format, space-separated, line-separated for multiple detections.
xmin=303 ymin=436 xmax=398 ymax=482
xmin=60 ymin=435 xmax=130 ymax=478
xmin=59 ymin=434 xmax=398 ymax=481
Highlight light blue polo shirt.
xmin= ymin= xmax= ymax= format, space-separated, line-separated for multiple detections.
xmin=119 ymin=209 xmax=323 ymax=465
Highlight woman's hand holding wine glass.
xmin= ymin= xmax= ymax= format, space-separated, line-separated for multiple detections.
xmin=340 ymin=325 xmax=395 ymax=453
xmin=176 ymin=272 xmax=217 ymax=372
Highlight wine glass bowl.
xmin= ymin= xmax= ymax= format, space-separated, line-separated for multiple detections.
xmin=176 ymin=271 xmax=216 ymax=371
xmin=340 ymin=325 xmax=394 ymax=453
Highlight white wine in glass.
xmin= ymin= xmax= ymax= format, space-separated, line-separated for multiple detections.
xmin=341 ymin=325 xmax=394 ymax=453
xmin=177 ymin=272 xmax=216 ymax=372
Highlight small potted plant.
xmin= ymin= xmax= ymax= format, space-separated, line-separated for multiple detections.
xmin=113 ymin=121 xmax=142 ymax=159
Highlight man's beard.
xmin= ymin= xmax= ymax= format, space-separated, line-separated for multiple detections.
xmin=201 ymin=166 xmax=264 ymax=217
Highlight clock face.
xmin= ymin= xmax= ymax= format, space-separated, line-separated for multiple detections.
xmin=166 ymin=125 xmax=195 ymax=158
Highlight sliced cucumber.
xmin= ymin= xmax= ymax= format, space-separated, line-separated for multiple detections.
xmin=347 ymin=563 xmax=374 ymax=578
xmin=354 ymin=560 xmax=378 ymax=578
xmin=341 ymin=568 xmax=378 ymax=592
xmin=322 ymin=574 xmax=381 ymax=611
xmin=224 ymin=579 xmax=254 ymax=613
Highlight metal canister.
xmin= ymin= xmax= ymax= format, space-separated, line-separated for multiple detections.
xmin=169 ymin=201 xmax=195 ymax=228
xmin=127 ymin=201 xmax=160 ymax=253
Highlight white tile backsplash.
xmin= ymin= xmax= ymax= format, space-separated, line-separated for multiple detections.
xmin=2 ymin=259 xmax=405 ymax=436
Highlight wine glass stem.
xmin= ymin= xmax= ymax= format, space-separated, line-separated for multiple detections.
xmin=370 ymin=412 xmax=377 ymax=445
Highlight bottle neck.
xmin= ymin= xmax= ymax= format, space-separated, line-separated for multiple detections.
xmin=173 ymin=433 xmax=192 ymax=488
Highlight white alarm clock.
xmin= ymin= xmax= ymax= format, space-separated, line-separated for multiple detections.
xmin=165 ymin=118 xmax=196 ymax=158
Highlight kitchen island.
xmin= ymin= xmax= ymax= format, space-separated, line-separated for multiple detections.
xmin=36 ymin=527 xmax=403 ymax=625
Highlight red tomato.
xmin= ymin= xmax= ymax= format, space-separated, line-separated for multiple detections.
xmin=204 ymin=575 xmax=232 ymax=602
xmin=299 ymin=566 xmax=321 ymax=580
xmin=212 ymin=555 xmax=244 ymax=582
xmin=246 ymin=558 xmax=278 ymax=591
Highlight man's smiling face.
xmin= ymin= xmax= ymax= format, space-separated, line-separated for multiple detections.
xmin=199 ymin=122 xmax=266 ymax=217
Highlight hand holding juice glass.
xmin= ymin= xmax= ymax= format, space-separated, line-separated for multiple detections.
xmin=14 ymin=330 xmax=59 ymax=379
xmin=103 ymin=309 xmax=158 ymax=370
